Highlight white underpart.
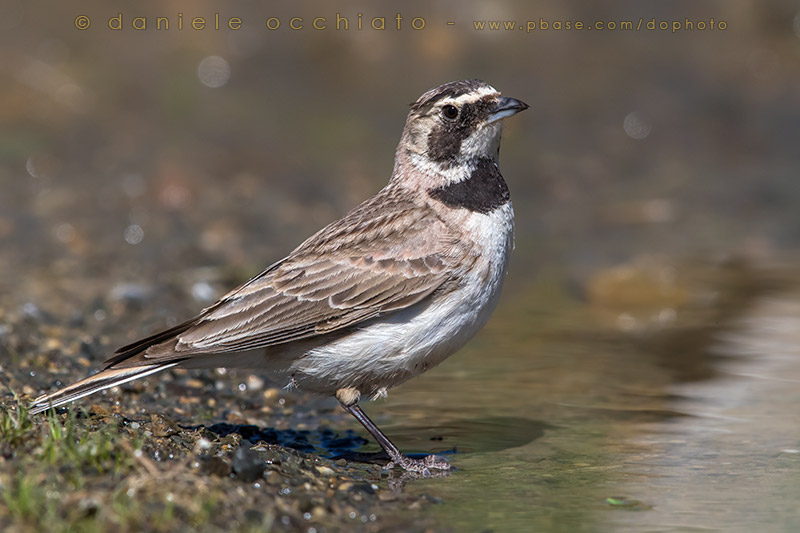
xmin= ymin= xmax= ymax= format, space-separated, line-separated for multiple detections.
xmin=289 ymin=202 xmax=515 ymax=397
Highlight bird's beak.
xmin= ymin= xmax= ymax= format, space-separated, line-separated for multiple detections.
xmin=487 ymin=96 xmax=530 ymax=124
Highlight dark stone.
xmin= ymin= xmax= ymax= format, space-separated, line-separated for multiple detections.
xmin=231 ymin=446 xmax=266 ymax=482
xmin=243 ymin=510 xmax=263 ymax=523
xmin=198 ymin=455 xmax=231 ymax=477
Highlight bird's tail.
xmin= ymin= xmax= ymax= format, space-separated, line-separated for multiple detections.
xmin=28 ymin=363 xmax=178 ymax=416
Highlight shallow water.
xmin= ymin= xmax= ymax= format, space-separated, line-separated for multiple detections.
xmin=355 ymin=266 xmax=800 ymax=531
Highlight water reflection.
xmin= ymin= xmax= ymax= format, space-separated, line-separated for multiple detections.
xmin=613 ymin=294 xmax=800 ymax=531
xmin=382 ymin=417 xmax=550 ymax=455
xmin=369 ymin=265 xmax=800 ymax=531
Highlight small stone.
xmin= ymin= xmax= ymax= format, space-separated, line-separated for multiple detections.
xmin=263 ymin=388 xmax=280 ymax=400
xmin=315 ymin=465 xmax=335 ymax=477
xmin=43 ymin=338 xmax=61 ymax=351
xmin=232 ymin=446 xmax=266 ymax=482
xmin=88 ymin=404 xmax=110 ymax=417
xmin=184 ymin=379 xmax=205 ymax=389
xmin=311 ymin=505 xmax=327 ymax=521
xmin=109 ymin=282 xmax=153 ymax=306
xmin=226 ymin=411 xmax=247 ymax=425
xmin=198 ymin=455 xmax=231 ymax=477
xmin=246 ymin=374 xmax=265 ymax=391
xmin=149 ymin=414 xmax=180 ymax=437
xmin=351 ymin=483 xmax=375 ymax=495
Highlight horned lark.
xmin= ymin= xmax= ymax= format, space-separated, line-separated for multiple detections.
xmin=30 ymin=79 xmax=528 ymax=475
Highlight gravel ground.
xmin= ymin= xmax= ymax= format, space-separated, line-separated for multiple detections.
xmin=0 ymin=265 xmax=446 ymax=532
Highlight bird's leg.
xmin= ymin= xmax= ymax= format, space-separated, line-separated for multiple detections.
xmin=341 ymin=401 xmax=451 ymax=476
xmin=336 ymin=388 xmax=450 ymax=476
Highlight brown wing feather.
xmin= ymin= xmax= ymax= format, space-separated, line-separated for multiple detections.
xmin=105 ymin=186 xmax=464 ymax=368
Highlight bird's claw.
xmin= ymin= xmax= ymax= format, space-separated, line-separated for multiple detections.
xmin=386 ymin=454 xmax=451 ymax=477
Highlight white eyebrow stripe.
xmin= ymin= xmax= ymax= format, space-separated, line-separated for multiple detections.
xmin=437 ymin=89 xmax=500 ymax=106
xmin=439 ymin=86 xmax=499 ymax=107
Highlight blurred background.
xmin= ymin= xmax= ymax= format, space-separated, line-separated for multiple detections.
xmin=2 ymin=0 xmax=799 ymax=284
xmin=1 ymin=0 xmax=800 ymax=531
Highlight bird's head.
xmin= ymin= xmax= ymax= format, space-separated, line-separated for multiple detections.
xmin=396 ymin=79 xmax=528 ymax=181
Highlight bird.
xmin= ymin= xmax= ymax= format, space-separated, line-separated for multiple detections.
xmin=29 ymin=79 xmax=528 ymax=475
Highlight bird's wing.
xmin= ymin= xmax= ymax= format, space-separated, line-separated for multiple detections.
xmin=106 ymin=188 xmax=468 ymax=368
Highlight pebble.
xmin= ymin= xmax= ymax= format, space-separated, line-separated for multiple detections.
xmin=315 ymin=465 xmax=335 ymax=477
xmin=231 ymin=446 xmax=266 ymax=482
xmin=263 ymin=388 xmax=280 ymax=401
xmin=198 ymin=456 xmax=231 ymax=477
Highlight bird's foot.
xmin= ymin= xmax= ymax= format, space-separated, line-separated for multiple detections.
xmin=386 ymin=453 xmax=451 ymax=477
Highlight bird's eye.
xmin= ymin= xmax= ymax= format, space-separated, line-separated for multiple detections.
xmin=442 ymin=105 xmax=459 ymax=120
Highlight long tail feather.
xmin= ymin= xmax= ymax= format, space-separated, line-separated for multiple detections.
xmin=28 ymin=363 xmax=178 ymax=415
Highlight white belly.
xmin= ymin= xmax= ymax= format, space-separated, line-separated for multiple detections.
xmin=288 ymin=202 xmax=514 ymax=397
